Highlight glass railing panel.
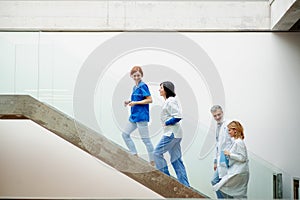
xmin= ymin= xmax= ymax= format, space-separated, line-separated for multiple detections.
xmin=0 ymin=31 xmax=298 ymax=199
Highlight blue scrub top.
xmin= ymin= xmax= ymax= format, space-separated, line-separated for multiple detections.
xmin=129 ymin=81 xmax=151 ymax=122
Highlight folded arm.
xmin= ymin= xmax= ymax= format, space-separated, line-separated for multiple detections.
xmin=165 ymin=117 xmax=181 ymax=126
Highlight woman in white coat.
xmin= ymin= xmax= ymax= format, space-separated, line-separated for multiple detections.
xmin=213 ymin=121 xmax=249 ymax=198
xmin=153 ymin=81 xmax=190 ymax=187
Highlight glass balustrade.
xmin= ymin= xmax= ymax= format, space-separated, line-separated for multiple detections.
xmin=1 ymin=31 xmax=299 ymax=199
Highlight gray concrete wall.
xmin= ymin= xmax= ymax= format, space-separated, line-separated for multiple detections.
xmin=0 ymin=1 xmax=270 ymax=31
xmin=271 ymin=0 xmax=300 ymax=30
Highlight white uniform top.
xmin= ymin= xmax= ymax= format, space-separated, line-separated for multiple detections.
xmin=227 ymin=138 xmax=249 ymax=175
xmin=160 ymin=97 xmax=183 ymax=138
xmin=215 ymin=119 xmax=233 ymax=178
xmin=213 ymin=138 xmax=250 ymax=198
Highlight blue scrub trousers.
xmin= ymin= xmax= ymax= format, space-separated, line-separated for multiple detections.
xmin=154 ymin=133 xmax=190 ymax=187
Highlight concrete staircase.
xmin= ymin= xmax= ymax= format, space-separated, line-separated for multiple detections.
xmin=0 ymin=95 xmax=207 ymax=198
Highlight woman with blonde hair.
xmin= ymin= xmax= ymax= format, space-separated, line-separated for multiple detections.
xmin=213 ymin=121 xmax=249 ymax=198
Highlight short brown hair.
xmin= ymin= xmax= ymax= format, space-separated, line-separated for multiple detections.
xmin=130 ymin=66 xmax=143 ymax=76
xmin=227 ymin=121 xmax=245 ymax=139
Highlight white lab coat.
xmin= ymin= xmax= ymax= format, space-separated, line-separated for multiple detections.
xmin=160 ymin=97 xmax=183 ymax=138
xmin=215 ymin=120 xmax=233 ymax=178
xmin=213 ymin=138 xmax=250 ymax=198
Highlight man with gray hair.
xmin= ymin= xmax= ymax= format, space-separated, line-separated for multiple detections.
xmin=210 ymin=105 xmax=232 ymax=198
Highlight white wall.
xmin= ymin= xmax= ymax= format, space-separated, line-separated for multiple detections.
xmin=0 ymin=120 xmax=163 ymax=199
xmin=1 ymin=32 xmax=300 ymax=198
xmin=195 ymin=32 xmax=300 ymax=178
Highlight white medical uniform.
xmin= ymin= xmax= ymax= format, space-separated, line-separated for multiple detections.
xmin=213 ymin=138 xmax=250 ymax=198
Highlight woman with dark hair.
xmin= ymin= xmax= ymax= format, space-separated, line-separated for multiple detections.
xmin=153 ymin=81 xmax=190 ymax=187
xmin=122 ymin=66 xmax=155 ymax=166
